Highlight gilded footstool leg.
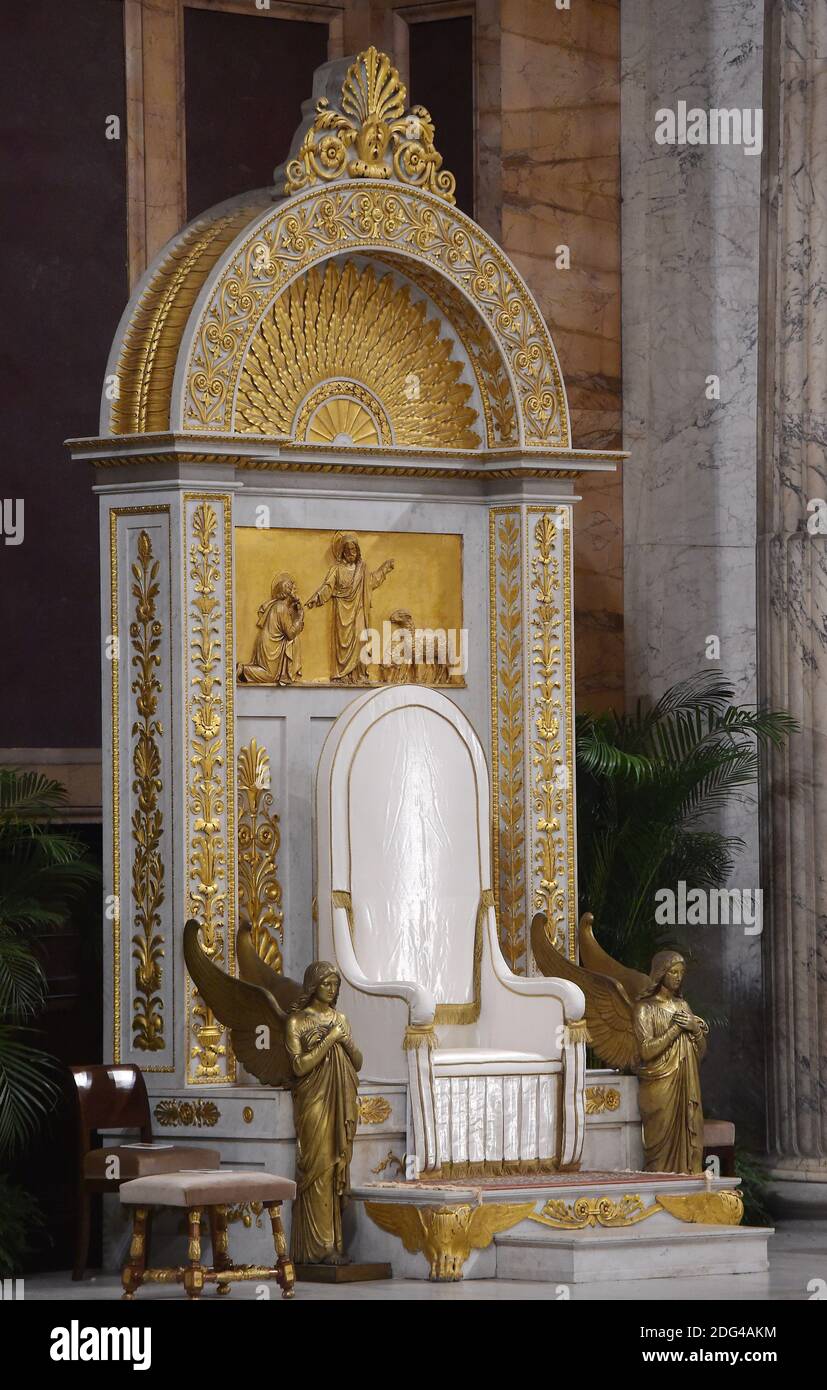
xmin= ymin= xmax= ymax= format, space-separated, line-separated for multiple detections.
xmin=183 ymin=1207 xmax=205 ymax=1300
xmin=209 ymin=1204 xmax=232 ymax=1295
xmin=122 ymin=1206 xmax=148 ymax=1300
xmin=265 ymin=1201 xmax=295 ymax=1299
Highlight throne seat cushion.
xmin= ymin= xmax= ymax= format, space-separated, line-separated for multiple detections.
xmin=433 ymin=1048 xmax=562 ymax=1077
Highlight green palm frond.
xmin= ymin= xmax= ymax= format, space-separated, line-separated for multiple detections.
xmin=576 ymin=673 xmax=796 ymax=984
xmin=0 ymin=770 xmax=69 ymax=825
xmin=0 ymin=934 xmax=47 ymax=1018
xmin=0 ymin=1027 xmax=61 ymax=1154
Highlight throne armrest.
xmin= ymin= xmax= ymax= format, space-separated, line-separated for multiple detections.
xmin=486 ymin=911 xmax=585 ymax=1019
xmin=332 ymin=905 xmax=436 ymax=1025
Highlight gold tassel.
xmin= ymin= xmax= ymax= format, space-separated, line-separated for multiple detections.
xmin=403 ymin=1024 xmax=436 ymax=1050
xmin=565 ymin=1019 xmax=591 ymax=1045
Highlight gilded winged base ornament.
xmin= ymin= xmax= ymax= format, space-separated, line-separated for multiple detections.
xmin=531 ymin=912 xmax=709 ymax=1175
xmin=364 ymin=1201 xmax=535 ymax=1281
xmin=184 ymin=919 xmax=362 ymax=1266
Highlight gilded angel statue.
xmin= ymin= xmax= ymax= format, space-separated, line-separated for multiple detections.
xmin=531 ymin=913 xmax=708 ymax=1174
xmin=184 ymin=920 xmax=362 ymax=1266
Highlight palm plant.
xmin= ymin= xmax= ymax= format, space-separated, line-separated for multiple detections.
xmin=575 ymin=673 xmax=795 ymax=973
xmin=0 ymin=769 xmax=99 ymax=1272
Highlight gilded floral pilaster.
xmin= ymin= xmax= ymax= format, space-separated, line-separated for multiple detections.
xmin=184 ymin=494 xmax=237 ymax=1083
xmin=237 ymin=738 xmax=284 ymax=972
xmin=108 ymin=506 xmax=174 ymax=1069
xmin=489 ymin=504 xmax=577 ymax=968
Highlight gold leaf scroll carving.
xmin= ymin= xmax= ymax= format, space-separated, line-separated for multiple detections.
xmin=237 ymin=739 xmax=284 ymax=972
xmin=186 ymin=499 xmax=234 ymax=1081
xmin=130 ymin=529 xmax=165 ymax=1051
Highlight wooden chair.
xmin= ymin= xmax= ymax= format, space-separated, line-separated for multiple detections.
xmin=70 ymin=1063 xmax=220 ymax=1281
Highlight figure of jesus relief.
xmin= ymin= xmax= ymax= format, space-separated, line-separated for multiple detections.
xmin=306 ymin=531 xmax=394 ymax=684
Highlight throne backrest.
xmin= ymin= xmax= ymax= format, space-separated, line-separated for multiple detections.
xmin=319 ymin=686 xmax=491 ymax=1012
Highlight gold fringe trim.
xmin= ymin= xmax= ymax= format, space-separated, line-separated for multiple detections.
xmin=565 ymin=1019 xmax=591 ymax=1044
xmin=436 ymin=1158 xmax=559 ymax=1180
xmin=433 ymin=891 xmax=490 ymax=1026
xmin=404 ymin=1025 xmax=436 ymax=1051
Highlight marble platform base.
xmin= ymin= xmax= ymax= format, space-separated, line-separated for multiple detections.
xmin=495 ymin=1225 xmax=769 ymax=1284
xmin=348 ymin=1173 xmax=771 ymax=1283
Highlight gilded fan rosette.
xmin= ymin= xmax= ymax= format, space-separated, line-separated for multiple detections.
xmin=284 ymin=47 xmax=457 ymax=204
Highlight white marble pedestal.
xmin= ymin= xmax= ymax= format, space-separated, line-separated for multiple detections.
xmin=348 ymin=1173 xmax=770 ymax=1284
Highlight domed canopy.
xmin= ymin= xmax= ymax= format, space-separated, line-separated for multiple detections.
xmin=101 ymin=48 xmax=571 ymax=455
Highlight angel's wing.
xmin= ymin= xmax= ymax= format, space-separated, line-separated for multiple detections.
xmin=183 ymin=919 xmax=295 ymax=1087
xmin=578 ymin=912 xmax=652 ymax=1002
xmin=236 ymin=920 xmax=303 ymax=1013
xmin=530 ymin=912 xmax=640 ymax=1071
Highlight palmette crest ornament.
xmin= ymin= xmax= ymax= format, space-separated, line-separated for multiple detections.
xmin=284 ymin=47 xmax=457 ymax=204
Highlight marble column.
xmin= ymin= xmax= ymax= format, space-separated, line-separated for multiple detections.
xmin=620 ymin=0 xmax=765 ymax=1133
xmin=759 ymin=0 xmax=827 ymax=1206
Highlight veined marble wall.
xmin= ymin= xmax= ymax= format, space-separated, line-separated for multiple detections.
xmin=496 ymin=0 xmax=624 ymax=713
xmin=621 ymin=0 xmax=765 ymax=1134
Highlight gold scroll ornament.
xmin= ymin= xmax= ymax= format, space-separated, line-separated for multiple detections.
xmin=585 ymin=1086 xmax=621 ymax=1115
xmin=530 ymin=1190 xmax=744 ymax=1230
xmin=130 ymin=529 xmax=165 ymax=1051
xmin=153 ymin=1099 xmax=220 ymax=1128
xmin=489 ymin=508 xmax=527 ymax=972
xmin=237 ymin=739 xmax=284 ymax=972
xmin=186 ymin=498 xmax=235 ymax=1082
xmin=284 ymin=47 xmax=457 ymax=204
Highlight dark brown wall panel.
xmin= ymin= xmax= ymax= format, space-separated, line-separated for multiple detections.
xmin=408 ymin=16 xmax=474 ymax=218
xmin=184 ymin=8 xmax=329 ymax=219
xmin=0 ymin=0 xmax=128 ymax=749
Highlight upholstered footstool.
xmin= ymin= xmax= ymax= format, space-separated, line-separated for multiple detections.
xmin=120 ymin=1170 xmax=297 ymax=1300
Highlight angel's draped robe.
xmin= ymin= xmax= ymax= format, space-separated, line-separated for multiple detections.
xmin=633 ymin=996 xmax=706 ymax=1173
xmin=289 ymin=1011 xmax=359 ymax=1263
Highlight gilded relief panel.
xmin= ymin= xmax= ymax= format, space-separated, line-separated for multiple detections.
xmin=235 ymin=526 xmax=464 ymax=688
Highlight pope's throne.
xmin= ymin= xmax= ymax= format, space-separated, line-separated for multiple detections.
xmin=316 ymin=685 xmax=587 ymax=1178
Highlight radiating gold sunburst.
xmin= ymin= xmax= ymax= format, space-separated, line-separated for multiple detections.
xmin=234 ymin=259 xmax=480 ymax=449
xmin=306 ymin=397 xmax=381 ymax=446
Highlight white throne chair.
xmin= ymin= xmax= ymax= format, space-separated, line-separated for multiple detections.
xmin=316 ymin=686 xmax=587 ymax=1178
